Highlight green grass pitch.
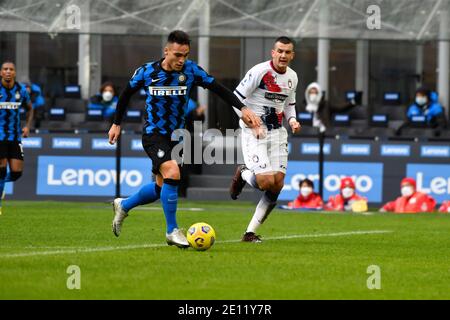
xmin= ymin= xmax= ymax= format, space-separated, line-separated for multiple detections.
xmin=0 ymin=200 xmax=449 ymax=300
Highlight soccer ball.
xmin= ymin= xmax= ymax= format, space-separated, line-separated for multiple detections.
xmin=187 ymin=222 xmax=216 ymax=251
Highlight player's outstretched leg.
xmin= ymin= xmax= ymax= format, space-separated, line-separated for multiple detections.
xmin=242 ymin=190 xmax=279 ymax=243
xmin=161 ymin=178 xmax=189 ymax=248
xmin=112 ymin=182 xmax=161 ymax=237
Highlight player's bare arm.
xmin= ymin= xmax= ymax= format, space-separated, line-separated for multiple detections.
xmin=22 ymin=101 xmax=33 ymax=138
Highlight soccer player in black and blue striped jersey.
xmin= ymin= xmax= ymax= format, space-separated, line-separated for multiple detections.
xmin=109 ymin=30 xmax=260 ymax=247
xmin=0 ymin=61 xmax=34 ymax=215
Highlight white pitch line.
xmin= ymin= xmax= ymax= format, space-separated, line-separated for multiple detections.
xmin=221 ymin=230 xmax=392 ymax=243
xmin=0 ymin=230 xmax=392 ymax=259
xmin=131 ymin=207 xmax=205 ymax=212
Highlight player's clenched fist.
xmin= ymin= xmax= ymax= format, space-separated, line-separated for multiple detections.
xmin=108 ymin=124 xmax=121 ymax=145
xmin=289 ymin=118 xmax=301 ymax=133
xmin=22 ymin=126 xmax=30 ymax=138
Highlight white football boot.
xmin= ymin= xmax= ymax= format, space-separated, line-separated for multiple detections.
xmin=112 ymin=198 xmax=128 ymax=237
xmin=166 ymin=228 xmax=189 ymax=248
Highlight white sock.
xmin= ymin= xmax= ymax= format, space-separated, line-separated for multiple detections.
xmin=242 ymin=169 xmax=258 ymax=189
xmin=246 ymin=194 xmax=276 ymax=233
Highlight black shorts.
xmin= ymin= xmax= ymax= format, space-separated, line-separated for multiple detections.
xmin=142 ymin=134 xmax=182 ymax=175
xmin=0 ymin=141 xmax=24 ymax=160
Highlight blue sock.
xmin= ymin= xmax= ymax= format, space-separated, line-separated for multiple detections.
xmin=160 ymin=179 xmax=179 ymax=233
xmin=121 ymin=182 xmax=161 ymax=212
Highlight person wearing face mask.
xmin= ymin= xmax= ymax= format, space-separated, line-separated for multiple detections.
xmin=438 ymin=201 xmax=450 ymax=213
xmin=398 ymin=87 xmax=446 ymax=135
xmin=304 ymin=82 xmax=357 ymax=132
xmin=22 ymin=82 xmax=45 ymax=128
xmin=287 ymin=178 xmax=323 ymax=210
xmin=325 ymin=177 xmax=367 ymax=212
xmin=380 ymin=178 xmax=436 ymax=213
xmin=88 ymin=81 xmax=118 ymax=119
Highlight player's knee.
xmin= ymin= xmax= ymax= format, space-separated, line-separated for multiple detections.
xmin=272 ymin=181 xmax=284 ymax=193
xmin=256 ymin=177 xmax=273 ymax=191
xmin=162 ymin=167 xmax=180 ymax=180
xmin=167 ymin=170 xmax=180 ymax=180
xmin=159 ymin=162 xmax=180 ymax=180
xmin=9 ymin=171 xmax=22 ymax=181
xmin=0 ymin=167 xmax=6 ymax=180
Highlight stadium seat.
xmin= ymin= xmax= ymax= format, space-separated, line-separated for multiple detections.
xmin=295 ymin=126 xmax=320 ymax=137
xmin=121 ymin=122 xmax=143 ymax=133
xmin=351 ymin=119 xmax=368 ymax=128
xmin=125 ymin=109 xmax=143 ymax=123
xmin=324 ymin=126 xmax=357 ymax=138
xmin=388 ymin=120 xmax=404 ymax=130
xmin=47 ymin=107 xmax=66 ymax=121
xmin=378 ymin=106 xmax=407 ymax=121
xmin=63 ymin=85 xmax=82 ymax=98
xmin=54 ymin=98 xmax=86 ymax=113
xmin=82 ymin=121 xmax=112 ymax=133
xmin=348 ymin=106 xmax=368 ymax=120
xmin=66 ymin=113 xmax=85 ymax=128
xmin=362 ymin=127 xmax=396 ymax=139
xmin=39 ymin=120 xmax=73 ymax=131
xmin=437 ymin=129 xmax=450 ymax=139
xmin=400 ymin=128 xmax=438 ymax=139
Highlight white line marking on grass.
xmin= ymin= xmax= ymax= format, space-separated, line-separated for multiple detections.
xmin=88 ymin=206 xmax=205 ymax=212
xmin=219 ymin=230 xmax=393 ymax=243
xmin=131 ymin=207 xmax=205 ymax=212
xmin=0 ymin=230 xmax=392 ymax=259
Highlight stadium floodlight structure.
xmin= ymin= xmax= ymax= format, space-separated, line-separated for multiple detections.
xmin=0 ymin=0 xmax=449 ymax=40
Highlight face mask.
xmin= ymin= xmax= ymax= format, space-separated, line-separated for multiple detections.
xmin=401 ymin=186 xmax=414 ymax=197
xmin=341 ymin=187 xmax=354 ymax=199
xmin=102 ymin=91 xmax=113 ymax=102
xmin=309 ymin=94 xmax=320 ymax=104
xmin=415 ymin=96 xmax=427 ymax=106
xmin=300 ymin=187 xmax=313 ymax=197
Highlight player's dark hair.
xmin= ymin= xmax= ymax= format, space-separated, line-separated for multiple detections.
xmin=167 ymin=30 xmax=191 ymax=46
xmin=299 ymin=178 xmax=314 ymax=189
xmin=1 ymin=61 xmax=16 ymax=69
xmin=274 ymin=36 xmax=295 ymax=50
xmin=100 ymin=81 xmax=115 ymax=94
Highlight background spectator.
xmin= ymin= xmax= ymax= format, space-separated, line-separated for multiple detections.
xmin=288 ymin=178 xmax=323 ymax=210
xmin=380 ymin=177 xmax=436 ymax=213
xmin=304 ymin=82 xmax=357 ymax=133
xmin=438 ymin=201 xmax=450 ymax=213
xmin=23 ymin=82 xmax=45 ymax=128
xmin=88 ymin=81 xmax=118 ymax=120
xmin=397 ymin=87 xmax=447 ymax=136
xmin=325 ymin=177 xmax=367 ymax=212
